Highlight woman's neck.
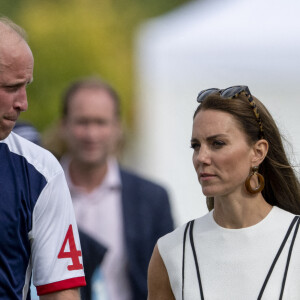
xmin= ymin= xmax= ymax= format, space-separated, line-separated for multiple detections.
xmin=213 ymin=193 xmax=272 ymax=229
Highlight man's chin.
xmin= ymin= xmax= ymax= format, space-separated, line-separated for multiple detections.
xmin=0 ymin=127 xmax=13 ymax=141
xmin=79 ymin=156 xmax=107 ymax=167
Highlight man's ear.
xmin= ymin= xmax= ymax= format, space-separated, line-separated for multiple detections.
xmin=251 ymin=139 xmax=269 ymax=166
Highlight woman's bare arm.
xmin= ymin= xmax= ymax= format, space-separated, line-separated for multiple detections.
xmin=148 ymin=244 xmax=175 ymax=300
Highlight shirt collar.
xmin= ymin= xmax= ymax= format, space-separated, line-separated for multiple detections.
xmin=60 ymin=155 xmax=122 ymax=193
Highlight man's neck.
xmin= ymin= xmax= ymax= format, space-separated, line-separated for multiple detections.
xmin=68 ymin=159 xmax=108 ymax=193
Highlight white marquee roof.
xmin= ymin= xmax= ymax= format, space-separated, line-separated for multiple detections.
xmin=132 ymin=0 xmax=300 ymax=224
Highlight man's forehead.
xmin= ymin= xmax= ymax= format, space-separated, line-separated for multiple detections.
xmin=0 ymin=37 xmax=33 ymax=80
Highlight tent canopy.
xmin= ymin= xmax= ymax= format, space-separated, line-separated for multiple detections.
xmin=133 ymin=0 xmax=300 ymax=225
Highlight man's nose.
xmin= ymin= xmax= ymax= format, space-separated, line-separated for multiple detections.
xmin=14 ymin=87 xmax=28 ymax=111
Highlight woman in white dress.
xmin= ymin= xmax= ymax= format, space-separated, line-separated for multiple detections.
xmin=147 ymin=86 xmax=300 ymax=300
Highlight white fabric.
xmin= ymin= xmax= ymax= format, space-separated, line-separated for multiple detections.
xmin=61 ymin=156 xmax=132 ymax=300
xmin=31 ymin=171 xmax=84 ymax=286
xmin=158 ymin=206 xmax=300 ymax=300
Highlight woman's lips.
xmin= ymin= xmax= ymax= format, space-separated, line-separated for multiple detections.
xmin=199 ymin=173 xmax=216 ymax=181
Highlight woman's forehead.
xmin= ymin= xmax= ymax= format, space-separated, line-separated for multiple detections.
xmin=192 ymin=109 xmax=244 ymax=138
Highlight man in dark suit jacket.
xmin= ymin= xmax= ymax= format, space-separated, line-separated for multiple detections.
xmin=60 ymin=77 xmax=174 ymax=300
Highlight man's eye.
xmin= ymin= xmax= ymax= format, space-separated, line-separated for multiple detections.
xmin=76 ymin=120 xmax=89 ymax=126
xmin=96 ymin=120 xmax=107 ymax=126
xmin=6 ymin=86 xmax=18 ymax=92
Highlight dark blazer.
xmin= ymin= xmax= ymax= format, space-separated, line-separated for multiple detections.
xmin=120 ymin=168 xmax=174 ymax=300
xmin=80 ymin=167 xmax=174 ymax=300
xmin=79 ymin=230 xmax=107 ymax=300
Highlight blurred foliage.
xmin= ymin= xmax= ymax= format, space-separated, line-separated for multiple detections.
xmin=1 ymin=0 xmax=191 ymax=132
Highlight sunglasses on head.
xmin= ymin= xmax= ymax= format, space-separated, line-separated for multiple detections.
xmin=196 ymin=85 xmax=264 ymax=139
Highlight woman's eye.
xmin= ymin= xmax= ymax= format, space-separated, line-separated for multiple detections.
xmin=190 ymin=143 xmax=200 ymax=150
xmin=212 ymin=140 xmax=225 ymax=148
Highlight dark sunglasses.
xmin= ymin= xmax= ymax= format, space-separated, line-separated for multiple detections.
xmin=196 ymin=85 xmax=264 ymax=139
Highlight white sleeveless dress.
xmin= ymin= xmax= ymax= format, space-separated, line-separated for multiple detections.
xmin=158 ymin=206 xmax=300 ymax=300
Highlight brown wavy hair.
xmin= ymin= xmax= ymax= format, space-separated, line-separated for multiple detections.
xmin=194 ymin=92 xmax=300 ymax=214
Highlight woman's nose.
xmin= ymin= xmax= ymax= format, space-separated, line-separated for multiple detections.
xmin=196 ymin=146 xmax=211 ymax=165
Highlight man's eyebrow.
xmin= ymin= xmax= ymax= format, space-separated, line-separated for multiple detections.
xmin=5 ymin=78 xmax=34 ymax=87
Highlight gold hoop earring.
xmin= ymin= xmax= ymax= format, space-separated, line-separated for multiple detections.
xmin=245 ymin=166 xmax=265 ymax=194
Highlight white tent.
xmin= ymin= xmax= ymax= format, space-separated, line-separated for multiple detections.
xmin=130 ymin=0 xmax=300 ymax=225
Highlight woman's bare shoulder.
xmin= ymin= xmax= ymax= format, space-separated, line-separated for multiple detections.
xmin=148 ymin=244 xmax=176 ymax=300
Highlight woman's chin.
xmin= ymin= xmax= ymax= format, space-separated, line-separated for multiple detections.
xmin=201 ymin=187 xmax=217 ymax=198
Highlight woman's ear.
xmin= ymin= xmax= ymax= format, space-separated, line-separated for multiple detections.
xmin=251 ymin=139 xmax=269 ymax=166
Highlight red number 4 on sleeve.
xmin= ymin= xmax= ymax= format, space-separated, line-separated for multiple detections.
xmin=58 ymin=225 xmax=83 ymax=271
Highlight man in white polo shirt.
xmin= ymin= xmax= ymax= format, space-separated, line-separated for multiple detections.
xmin=0 ymin=16 xmax=85 ymax=299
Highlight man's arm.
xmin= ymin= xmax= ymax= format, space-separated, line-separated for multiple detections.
xmin=40 ymin=288 xmax=80 ymax=300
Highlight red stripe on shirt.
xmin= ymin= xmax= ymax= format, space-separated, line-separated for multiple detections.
xmin=36 ymin=276 xmax=86 ymax=295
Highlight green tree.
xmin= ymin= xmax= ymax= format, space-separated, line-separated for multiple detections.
xmin=1 ymin=0 xmax=191 ymax=131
